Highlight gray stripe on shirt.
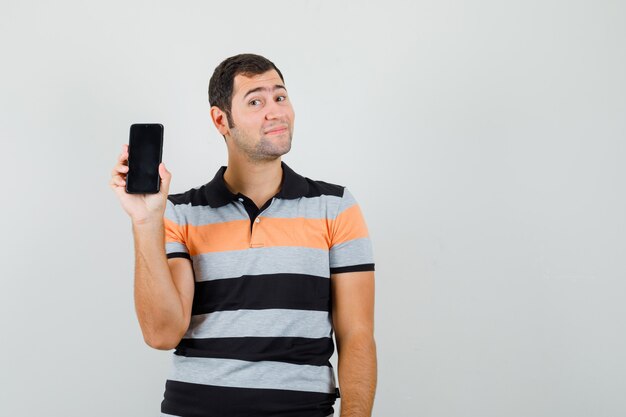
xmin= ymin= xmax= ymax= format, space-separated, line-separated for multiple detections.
xmin=329 ymin=237 xmax=375 ymax=268
xmin=168 ymin=356 xmax=336 ymax=394
xmin=191 ymin=246 xmax=330 ymax=281
xmin=183 ymin=309 xmax=333 ymax=339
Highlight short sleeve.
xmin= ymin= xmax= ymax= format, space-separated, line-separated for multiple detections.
xmin=164 ymin=198 xmax=190 ymax=260
xmin=329 ymin=187 xmax=375 ymax=274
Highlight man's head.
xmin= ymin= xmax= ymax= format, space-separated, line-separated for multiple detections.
xmin=209 ymin=54 xmax=295 ymax=163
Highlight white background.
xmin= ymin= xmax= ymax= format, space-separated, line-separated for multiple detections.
xmin=1 ymin=0 xmax=625 ymax=416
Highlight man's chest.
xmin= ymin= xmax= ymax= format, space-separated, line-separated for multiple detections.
xmin=182 ymin=197 xmax=339 ymax=282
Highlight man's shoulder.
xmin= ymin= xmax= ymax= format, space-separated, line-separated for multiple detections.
xmin=285 ymin=161 xmax=346 ymax=199
xmin=301 ymin=176 xmax=346 ymax=199
xmin=167 ymin=183 xmax=210 ymax=206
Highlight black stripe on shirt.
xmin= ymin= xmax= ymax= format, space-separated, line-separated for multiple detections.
xmin=161 ymin=379 xmax=336 ymax=417
xmin=191 ymin=273 xmax=331 ymax=315
xmin=167 ymin=252 xmax=191 ymax=260
xmin=330 ymin=263 xmax=375 ymax=274
xmin=174 ymin=336 xmax=334 ymax=367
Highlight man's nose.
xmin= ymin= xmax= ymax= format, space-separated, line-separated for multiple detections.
xmin=265 ymin=100 xmax=286 ymax=120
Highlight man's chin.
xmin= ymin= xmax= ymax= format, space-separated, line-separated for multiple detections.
xmin=259 ymin=137 xmax=291 ymax=154
xmin=253 ymin=145 xmax=291 ymax=161
xmin=270 ymin=145 xmax=292 ymax=158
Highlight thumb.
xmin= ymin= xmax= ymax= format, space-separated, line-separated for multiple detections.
xmin=159 ymin=162 xmax=172 ymax=194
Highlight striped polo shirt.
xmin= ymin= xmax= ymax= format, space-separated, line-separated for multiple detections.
xmin=160 ymin=161 xmax=375 ymax=417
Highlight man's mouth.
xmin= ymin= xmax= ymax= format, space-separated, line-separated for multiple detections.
xmin=265 ymin=126 xmax=288 ymax=135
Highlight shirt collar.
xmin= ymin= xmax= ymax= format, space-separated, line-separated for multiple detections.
xmin=203 ymin=160 xmax=309 ymax=207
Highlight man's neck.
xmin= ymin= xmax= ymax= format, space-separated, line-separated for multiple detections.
xmin=222 ymin=155 xmax=284 ymax=208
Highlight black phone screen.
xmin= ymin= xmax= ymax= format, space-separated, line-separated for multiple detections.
xmin=126 ymin=124 xmax=163 ymax=194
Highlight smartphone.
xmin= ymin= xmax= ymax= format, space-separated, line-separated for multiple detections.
xmin=125 ymin=123 xmax=164 ymax=194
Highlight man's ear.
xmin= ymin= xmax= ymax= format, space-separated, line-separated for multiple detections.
xmin=210 ymin=106 xmax=230 ymax=136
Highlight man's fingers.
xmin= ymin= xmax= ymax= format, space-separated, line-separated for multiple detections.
xmin=110 ymin=145 xmax=129 ymax=193
xmin=110 ymin=166 xmax=128 ymax=178
xmin=118 ymin=144 xmax=129 ymax=164
xmin=112 ymin=163 xmax=129 ymax=174
xmin=110 ymin=176 xmax=126 ymax=187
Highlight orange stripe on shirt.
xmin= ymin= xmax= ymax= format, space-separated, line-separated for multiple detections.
xmin=164 ymin=217 xmax=186 ymax=245
xmin=165 ymin=205 xmax=369 ymax=256
xmin=329 ymin=204 xmax=369 ymax=247
xmin=186 ymin=217 xmax=332 ymax=254
xmin=260 ymin=217 xmax=331 ymax=249
xmin=185 ymin=219 xmax=251 ymax=255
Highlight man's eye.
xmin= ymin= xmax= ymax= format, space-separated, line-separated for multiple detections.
xmin=249 ymin=99 xmax=262 ymax=106
xmin=276 ymin=95 xmax=287 ymax=102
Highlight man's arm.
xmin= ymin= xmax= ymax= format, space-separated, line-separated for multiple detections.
xmin=331 ymin=270 xmax=377 ymax=417
xmin=132 ymin=220 xmax=195 ymax=350
xmin=110 ymin=145 xmax=194 ymax=351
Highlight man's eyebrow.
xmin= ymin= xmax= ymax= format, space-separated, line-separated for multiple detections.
xmin=242 ymin=84 xmax=287 ymax=99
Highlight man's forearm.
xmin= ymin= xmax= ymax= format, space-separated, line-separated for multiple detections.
xmin=132 ymin=220 xmax=185 ymax=349
xmin=337 ymin=333 xmax=378 ymax=417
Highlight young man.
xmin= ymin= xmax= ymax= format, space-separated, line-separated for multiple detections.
xmin=110 ymin=54 xmax=376 ymax=417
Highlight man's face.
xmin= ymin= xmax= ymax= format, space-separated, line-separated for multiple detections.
xmin=226 ymin=70 xmax=295 ymax=161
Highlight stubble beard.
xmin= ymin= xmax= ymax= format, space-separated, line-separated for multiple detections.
xmin=231 ymin=126 xmax=293 ymax=163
